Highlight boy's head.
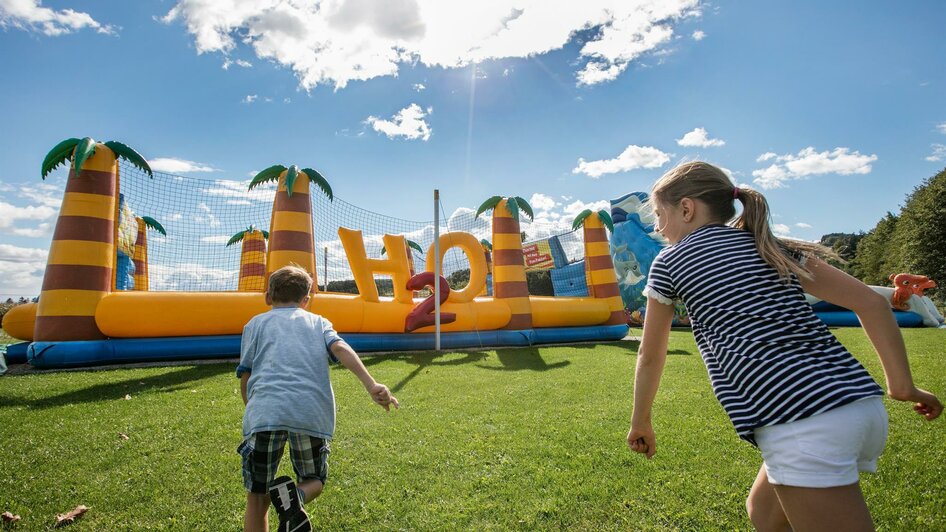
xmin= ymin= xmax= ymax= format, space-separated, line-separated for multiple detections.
xmin=267 ymin=265 xmax=312 ymax=306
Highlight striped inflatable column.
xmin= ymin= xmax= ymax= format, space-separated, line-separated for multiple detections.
xmin=266 ymin=170 xmax=317 ymax=290
xmin=35 ymin=144 xmax=118 ymax=340
xmin=478 ymin=243 xmax=493 ymax=297
xmin=132 ymin=217 xmax=149 ymax=290
xmin=583 ymin=216 xmax=625 ymax=325
xmin=239 ymin=229 xmax=267 ymax=291
xmin=491 ymin=199 xmax=532 ymax=329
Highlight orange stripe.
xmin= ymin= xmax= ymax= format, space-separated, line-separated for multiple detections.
xmin=492 ymin=217 xmax=520 ymax=233
xmin=274 ymin=191 xmax=311 ymax=213
xmin=493 ymin=249 xmax=525 ymax=266
xmin=592 ymin=283 xmax=621 ymax=298
xmin=269 ymin=231 xmax=313 ymax=252
xmin=586 ymin=255 xmax=614 ymax=270
xmin=52 ymin=216 xmax=114 ymax=243
xmin=494 ymin=280 xmax=529 ymax=298
xmin=241 ymin=263 xmax=266 ymax=277
xmin=41 ymin=265 xmax=111 ymax=291
xmin=64 ymin=169 xmax=116 ymax=195
xmin=584 ymin=229 xmax=608 ymax=243
xmin=242 ymin=239 xmax=266 ymax=253
xmin=34 ymin=315 xmax=105 ymax=341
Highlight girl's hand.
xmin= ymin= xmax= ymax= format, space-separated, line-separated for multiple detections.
xmin=890 ymin=386 xmax=942 ymax=421
xmin=627 ymin=425 xmax=657 ymax=459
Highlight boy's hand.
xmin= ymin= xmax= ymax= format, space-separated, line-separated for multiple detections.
xmin=627 ymin=424 xmax=656 ymax=459
xmin=890 ymin=386 xmax=942 ymax=421
xmin=368 ymin=383 xmax=400 ymax=411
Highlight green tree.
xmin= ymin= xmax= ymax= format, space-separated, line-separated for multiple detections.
xmin=851 ymin=213 xmax=900 ymax=285
xmin=887 ymin=168 xmax=946 ymax=304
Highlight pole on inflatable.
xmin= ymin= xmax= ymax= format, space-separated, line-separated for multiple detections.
xmin=434 ymin=189 xmax=441 ymax=351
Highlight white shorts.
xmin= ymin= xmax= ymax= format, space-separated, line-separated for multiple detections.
xmin=754 ymin=397 xmax=888 ymax=488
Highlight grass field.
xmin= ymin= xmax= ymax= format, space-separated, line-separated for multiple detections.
xmin=1 ymin=329 xmax=944 ymax=530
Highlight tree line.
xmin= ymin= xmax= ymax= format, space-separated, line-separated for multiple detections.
xmin=818 ymin=167 xmax=945 ymax=306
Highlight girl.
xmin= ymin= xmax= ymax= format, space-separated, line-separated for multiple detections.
xmin=627 ymin=161 xmax=941 ymax=531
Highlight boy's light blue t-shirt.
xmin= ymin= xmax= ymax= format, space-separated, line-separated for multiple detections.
xmin=237 ymin=307 xmax=342 ymax=440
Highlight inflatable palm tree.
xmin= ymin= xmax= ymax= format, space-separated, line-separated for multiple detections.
xmin=476 ymin=196 xmax=534 ymax=329
xmin=36 ymin=137 xmax=153 ymax=340
xmin=227 ymin=225 xmax=270 ymax=291
xmin=573 ymin=209 xmax=625 ymax=325
xmin=479 ymin=238 xmax=493 ymax=296
xmin=249 ymin=165 xmax=331 ymax=291
xmin=132 ymin=216 xmax=166 ymax=291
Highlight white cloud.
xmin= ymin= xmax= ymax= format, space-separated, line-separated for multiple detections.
xmin=17 ymin=182 xmax=63 ymax=208
xmin=163 ymin=0 xmax=700 ymax=90
xmin=573 ymin=144 xmax=671 ymax=178
xmin=691 ymin=30 xmax=705 ymax=40
xmin=937 ymin=122 xmax=946 ymax=134
xmin=751 ymin=146 xmax=878 ymax=189
xmin=366 ymin=103 xmax=432 ymax=141
xmin=202 ymin=179 xmax=276 ymax=203
xmin=0 ymin=244 xmax=48 ymax=298
xmin=529 ymin=193 xmax=559 ymax=212
xmin=926 ymin=143 xmax=946 ymax=162
xmin=243 ymin=94 xmax=258 ymax=104
xmin=676 ymin=127 xmax=725 ymax=147
xmin=756 ymin=152 xmax=777 ymax=162
xmin=772 ymin=223 xmax=791 ymax=237
xmin=0 ymin=200 xmax=57 ymax=237
xmin=413 ymin=83 xmax=426 ymax=92
xmin=149 ymin=157 xmax=220 ymax=174
xmin=195 ymin=202 xmax=221 ymax=228
xmin=200 ymin=235 xmax=231 ymax=244
xmin=223 ymin=58 xmax=254 ymax=69
xmin=0 ymin=0 xmax=115 ymax=36
xmin=795 ymin=222 xmax=812 ymax=229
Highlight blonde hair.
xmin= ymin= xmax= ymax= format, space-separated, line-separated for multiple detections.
xmin=651 ymin=161 xmax=836 ymax=281
xmin=268 ymin=264 xmax=312 ymax=304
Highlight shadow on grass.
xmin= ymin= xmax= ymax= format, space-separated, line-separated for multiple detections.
xmin=357 ymin=350 xmax=491 ymax=393
xmin=477 ymin=347 xmax=570 ymax=372
xmin=2 ymin=364 xmax=232 ymax=410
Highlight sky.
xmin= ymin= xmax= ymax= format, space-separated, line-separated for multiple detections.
xmin=0 ymin=0 xmax=945 ymax=298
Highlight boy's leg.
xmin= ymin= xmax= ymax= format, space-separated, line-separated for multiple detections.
xmin=288 ymin=434 xmax=331 ymax=504
xmin=772 ymin=482 xmax=874 ymax=532
xmin=297 ymin=479 xmax=324 ymax=504
xmin=746 ymin=466 xmax=790 ymax=532
xmin=245 ymin=492 xmax=271 ymax=532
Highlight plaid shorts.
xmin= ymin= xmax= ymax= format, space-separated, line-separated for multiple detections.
xmin=238 ymin=431 xmax=330 ymax=493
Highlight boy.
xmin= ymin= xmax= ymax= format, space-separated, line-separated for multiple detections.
xmin=237 ymin=265 xmax=399 ymax=532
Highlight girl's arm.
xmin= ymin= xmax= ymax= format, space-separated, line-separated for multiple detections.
xmin=628 ymin=297 xmax=676 ymax=458
xmin=800 ymin=257 xmax=941 ymax=420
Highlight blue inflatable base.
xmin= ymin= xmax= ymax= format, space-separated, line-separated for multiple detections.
xmin=816 ymin=310 xmax=924 ymax=328
xmin=3 ymin=342 xmax=30 ymax=364
xmin=24 ymin=324 xmax=630 ymax=369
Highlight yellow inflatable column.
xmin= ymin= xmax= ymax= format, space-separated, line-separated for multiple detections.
xmin=132 ymin=217 xmax=149 ymax=291
xmin=267 ymin=170 xmax=317 ymax=289
xmin=35 ymin=144 xmax=118 ymax=340
xmin=239 ymin=229 xmax=267 ymax=291
xmin=583 ymin=216 xmax=625 ymax=325
xmin=491 ymin=199 xmax=532 ymax=329
xmin=338 ymin=228 xmax=413 ymax=304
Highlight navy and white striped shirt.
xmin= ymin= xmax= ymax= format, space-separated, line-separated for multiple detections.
xmin=643 ymin=224 xmax=883 ymax=444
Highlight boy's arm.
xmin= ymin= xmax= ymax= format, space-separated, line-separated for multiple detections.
xmin=330 ymin=340 xmax=400 ymax=411
xmin=800 ymin=257 xmax=941 ymax=420
xmin=241 ymin=371 xmax=250 ymax=405
xmin=628 ymin=297 xmax=675 ymax=459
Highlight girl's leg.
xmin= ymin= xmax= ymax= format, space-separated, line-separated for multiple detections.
xmin=244 ymin=492 xmax=271 ymax=532
xmin=746 ymin=466 xmax=790 ymax=532
xmin=772 ymin=482 xmax=874 ymax=532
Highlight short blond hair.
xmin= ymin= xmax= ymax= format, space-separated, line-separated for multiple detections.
xmin=268 ymin=264 xmax=312 ymax=304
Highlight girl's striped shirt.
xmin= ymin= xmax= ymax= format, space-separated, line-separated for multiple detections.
xmin=643 ymin=224 xmax=883 ymax=444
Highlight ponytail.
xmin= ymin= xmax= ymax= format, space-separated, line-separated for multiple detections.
xmin=653 ymin=161 xmax=839 ymax=282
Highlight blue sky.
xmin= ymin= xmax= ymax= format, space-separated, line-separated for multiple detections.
xmin=1 ymin=0 xmax=944 ymax=298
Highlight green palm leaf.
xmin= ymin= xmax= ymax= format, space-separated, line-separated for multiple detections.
xmin=480 ymin=239 xmax=492 ymax=251
xmin=104 ymin=141 xmax=154 ymax=178
xmin=407 ymin=240 xmax=424 ymax=253
xmin=513 ymin=196 xmax=534 ymax=221
xmin=226 ymin=230 xmax=247 ymax=247
xmin=140 ymin=216 xmax=166 ymax=236
xmin=71 ymin=137 xmax=98 ymax=178
xmin=261 ymin=229 xmax=270 ymax=240
xmin=506 ymin=196 xmax=520 ymax=222
xmin=597 ymin=210 xmax=614 ymax=232
xmin=284 ymin=165 xmax=300 ymax=197
xmin=572 ymin=209 xmax=593 ymax=230
xmin=248 ymin=165 xmax=287 ymax=190
xmin=475 ymin=196 xmax=503 ymax=218
xmin=41 ymin=138 xmax=80 ymax=179
xmin=302 ymin=168 xmax=333 ymax=201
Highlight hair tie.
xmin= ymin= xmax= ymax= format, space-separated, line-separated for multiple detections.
xmin=733 ymin=187 xmax=740 ymax=200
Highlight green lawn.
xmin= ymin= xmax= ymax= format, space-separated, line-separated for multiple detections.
xmin=1 ymin=329 xmax=944 ymax=530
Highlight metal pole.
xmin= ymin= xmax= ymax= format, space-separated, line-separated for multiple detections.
xmin=434 ymin=189 xmax=441 ymax=351
xmin=323 ymin=246 xmax=328 ymax=291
